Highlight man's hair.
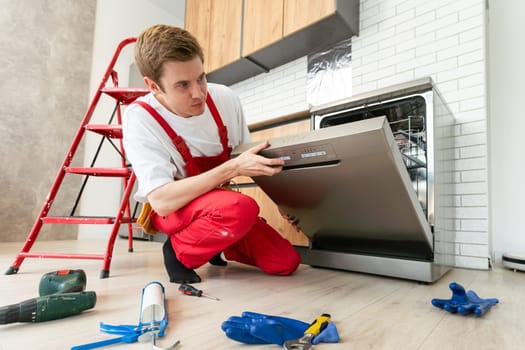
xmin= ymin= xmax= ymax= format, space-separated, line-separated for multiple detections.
xmin=134 ymin=24 xmax=204 ymax=85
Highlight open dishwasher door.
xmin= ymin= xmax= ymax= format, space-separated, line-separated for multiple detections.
xmin=232 ymin=116 xmax=449 ymax=282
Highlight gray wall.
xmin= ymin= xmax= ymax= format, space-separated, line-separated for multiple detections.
xmin=0 ymin=0 xmax=96 ymax=242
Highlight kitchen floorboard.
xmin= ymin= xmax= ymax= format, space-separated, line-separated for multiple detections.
xmin=0 ymin=240 xmax=521 ymax=349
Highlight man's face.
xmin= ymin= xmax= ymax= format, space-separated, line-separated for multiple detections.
xmin=146 ymin=56 xmax=207 ymax=118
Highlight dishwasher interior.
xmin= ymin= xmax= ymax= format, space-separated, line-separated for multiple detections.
xmin=318 ymin=95 xmax=429 ymax=222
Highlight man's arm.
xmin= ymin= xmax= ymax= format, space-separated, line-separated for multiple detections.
xmin=147 ymin=141 xmax=284 ymax=216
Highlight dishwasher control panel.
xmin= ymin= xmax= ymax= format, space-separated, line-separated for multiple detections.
xmin=260 ymin=143 xmax=339 ymax=170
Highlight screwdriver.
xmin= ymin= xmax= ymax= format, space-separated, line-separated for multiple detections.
xmin=178 ymin=283 xmax=220 ymax=301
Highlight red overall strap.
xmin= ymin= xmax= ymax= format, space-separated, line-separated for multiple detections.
xmin=205 ymin=94 xmax=229 ymax=152
xmin=133 ymin=95 xmax=230 ymax=164
xmin=133 ymin=100 xmax=193 ymax=163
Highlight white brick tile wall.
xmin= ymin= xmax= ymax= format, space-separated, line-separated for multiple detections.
xmin=397 ymin=32 xmax=435 ymax=54
xmin=458 ymin=242 xmax=489 ymax=258
xmin=461 ymin=169 xmax=486 ymax=183
xmin=455 ymin=255 xmax=489 ymax=269
xmin=459 ymin=25 xmax=485 ymax=43
xmin=456 ymin=230 xmax=488 ymax=244
xmin=231 ymin=0 xmax=488 ymax=269
xmin=446 ymin=85 xmax=485 ymax=106
xmin=455 ymin=132 xmax=486 ymax=148
xmin=415 ymin=57 xmax=458 ymax=79
xmin=461 ymin=194 xmax=487 ymax=207
xmin=455 ymin=182 xmax=486 ymax=195
xmin=231 ymin=57 xmax=308 ymax=125
xmin=419 ymin=36 xmax=459 ymax=58
xmin=460 ymin=144 xmax=486 ymax=158
xmin=455 ymin=206 xmax=488 ymax=220
xmin=460 ymin=120 xmax=485 ymax=134
xmin=418 ymin=13 xmax=458 ymax=37
xmin=437 ymin=62 xmax=482 ymax=84
xmin=438 ymin=38 xmax=483 ymax=61
xmin=437 ymin=0 xmax=476 ymax=18
xmin=458 ymin=49 xmax=485 ymax=66
xmin=461 ymin=219 xmax=488 ymax=232
xmin=454 ymin=109 xmax=486 ymax=123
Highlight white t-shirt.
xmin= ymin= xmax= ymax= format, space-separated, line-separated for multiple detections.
xmin=122 ymin=83 xmax=251 ymax=202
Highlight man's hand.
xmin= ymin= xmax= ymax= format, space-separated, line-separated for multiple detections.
xmin=232 ymin=141 xmax=285 ymax=177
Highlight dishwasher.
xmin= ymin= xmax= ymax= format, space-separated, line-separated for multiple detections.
xmin=233 ymin=77 xmax=456 ymax=282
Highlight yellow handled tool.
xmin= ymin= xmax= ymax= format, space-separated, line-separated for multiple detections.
xmin=283 ymin=314 xmax=331 ymax=350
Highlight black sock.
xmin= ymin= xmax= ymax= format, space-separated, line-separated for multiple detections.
xmin=162 ymin=239 xmax=201 ymax=283
xmin=209 ymin=252 xmax=227 ymax=266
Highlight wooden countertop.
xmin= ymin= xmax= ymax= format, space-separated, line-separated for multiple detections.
xmin=248 ymin=109 xmax=310 ymax=132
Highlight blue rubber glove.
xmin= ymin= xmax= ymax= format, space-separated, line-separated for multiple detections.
xmin=432 ymin=282 xmax=499 ymax=316
xmin=222 ymin=311 xmax=308 ymax=345
xmin=221 ymin=311 xmax=339 ymax=345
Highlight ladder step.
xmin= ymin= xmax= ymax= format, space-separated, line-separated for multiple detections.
xmin=101 ymin=87 xmax=149 ymax=104
xmin=85 ymin=124 xmax=123 ymax=139
xmin=18 ymin=252 xmax=105 ymax=260
xmin=42 ymin=216 xmax=135 ymax=225
xmin=65 ymin=167 xmax=131 ymax=177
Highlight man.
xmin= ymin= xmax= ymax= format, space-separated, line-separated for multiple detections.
xmin=123 ymin=24 xmax=301 ymax=284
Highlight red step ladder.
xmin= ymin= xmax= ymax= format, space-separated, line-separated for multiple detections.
xmin=5 ymin=38 xmax=149 ymax=278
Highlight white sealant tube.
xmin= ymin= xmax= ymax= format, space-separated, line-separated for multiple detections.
xmin=140 ymin=281 xmax=166 ymax=324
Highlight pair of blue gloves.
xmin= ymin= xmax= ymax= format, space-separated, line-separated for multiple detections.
xmin=221 ymin=311 xmax=340 ymax=346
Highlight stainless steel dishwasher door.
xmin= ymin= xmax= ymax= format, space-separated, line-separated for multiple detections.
xmin=232 ymin=116 xmax=433 ymax=260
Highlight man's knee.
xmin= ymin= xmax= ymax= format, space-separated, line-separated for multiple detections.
xmin=264 ymin=250 xmax=301 ymax=276
xmin=207 ymin=191 xmax=260 ymax=239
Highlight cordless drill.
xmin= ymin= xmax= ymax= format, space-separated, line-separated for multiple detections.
xmin=0 ymin=269 xmax=96 ymax=325
xmin=0 ymin=291 xmax=96 ymax=324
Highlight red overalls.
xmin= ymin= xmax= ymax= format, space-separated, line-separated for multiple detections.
xmin=134 ymin=94 xmax=300 ymax=276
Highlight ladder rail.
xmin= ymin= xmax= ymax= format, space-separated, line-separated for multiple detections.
xmin=101 ymin=172 xmax=137 ymax=278
xmin=115 ymin=96 xmax=135 ymax=253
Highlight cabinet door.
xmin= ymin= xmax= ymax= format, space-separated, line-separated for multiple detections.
xmin=283 ymin=0 xmax=335 ymax=36
xmin=240 ymin=119 xmax=311 ymax=246
xmin=207 ymin=0 xmax=243 ymax=72
xmin=185 ymin=0 xmax=243 ymax=74
xmin=240 ymin=185 xmax=309 ymax=246
xmin=242 ymin=0 xmax=284 ymax=56
xmin=185 ymin=0 xmax=212 ymax=73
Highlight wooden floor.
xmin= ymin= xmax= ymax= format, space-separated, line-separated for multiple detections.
xmin=0 ymin=239 xmax=524 ymax=350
